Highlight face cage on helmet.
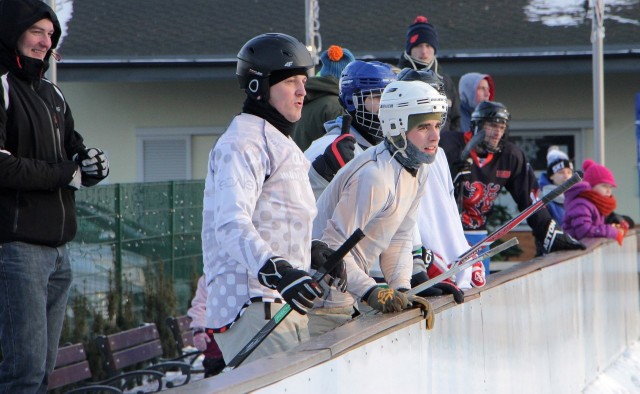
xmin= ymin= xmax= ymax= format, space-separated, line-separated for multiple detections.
xmin=352 ymin=88 xmax=385 ymax=142
xmin=476 ymin=118 xmax=509 ymax=153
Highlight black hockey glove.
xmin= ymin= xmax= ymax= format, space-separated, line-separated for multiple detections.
xmin=310 ymin=240 xmax=347 ymax=292
xmin=605 ymin=212 xmax=635 ymax=228
xmin=410 ymin=248 xmax=443 ymax=297
xmin=422 ymin=248 xmax=465 ymax=304
xmin=258 ymin=257 xmax=324 ymax=315
xmin=312 ymin=134 xmax=356 ymax=182
xmin=74 ymin=148 xmax=109 ymax=186
xmin=450 ymin=159 xmax=471 ymax=188
xmin=535 ymin=219 xmax=586 ymax=256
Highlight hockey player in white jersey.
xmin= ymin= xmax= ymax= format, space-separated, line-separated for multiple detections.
xmin=202 ymin=33 xmax=347 ymax=364
xmin=308 ymin=80 xmax=447 ymax=336
xmin=308 ymin=66 xmax=473 ymax=302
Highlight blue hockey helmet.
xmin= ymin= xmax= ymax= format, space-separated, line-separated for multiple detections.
xmin=339 ymin=60 xmax=397 ymax=142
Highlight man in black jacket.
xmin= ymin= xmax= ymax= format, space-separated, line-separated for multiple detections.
xmin=0 ymin=0 xmax=109 ymax=391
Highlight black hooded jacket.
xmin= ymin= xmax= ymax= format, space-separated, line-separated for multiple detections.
xmin=0 ymin=0 xmax=86 ymax=246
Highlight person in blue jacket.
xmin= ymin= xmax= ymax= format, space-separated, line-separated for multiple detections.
xmin=538 ymin=146 xmax=574 ymax=225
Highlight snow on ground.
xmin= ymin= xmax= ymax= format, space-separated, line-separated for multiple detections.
xmin=583 ymin=341 xmax=640 ymax=393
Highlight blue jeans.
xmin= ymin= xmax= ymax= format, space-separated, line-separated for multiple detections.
xmin=0 ymin=242 xmax=72 ymax=394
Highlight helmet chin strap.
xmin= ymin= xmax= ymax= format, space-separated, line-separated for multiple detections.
xmin=387 ymin=134 xmax=435 ymax=170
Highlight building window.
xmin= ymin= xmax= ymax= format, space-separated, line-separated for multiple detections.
xmin=136 ymin=127 xmax=222 ymax=182
xmin=495 ymin=121 xmax=589 ymax=226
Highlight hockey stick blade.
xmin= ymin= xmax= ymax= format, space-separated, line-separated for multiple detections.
xmin=450 ymin=171 xmax=581 ymax=271
xmin=223 ymin=228 xmax=365 ymax=371
xmin=408 ymin=237 xmax=519 ymax=296
xmin=460 ymin=129 xmax=486 ymax=161
xmin=341 ymin=114 xmax=352 ymax=135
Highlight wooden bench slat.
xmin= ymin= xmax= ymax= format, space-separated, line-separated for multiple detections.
xmin=180 ymin=331 xmax=194 ymax=348
xmin=48 ymin=358 xmax=92 ymax=389
xmin=109 ymin=340 xmax=164 ymax=370
xmin=106 ymin=324 xmax=159 ymax=352
xmin=54 ymin=343 xmax=86 ymax=368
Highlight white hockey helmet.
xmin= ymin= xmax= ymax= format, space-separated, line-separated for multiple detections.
xmin=378 ymin=80 xmax=448 ymax=143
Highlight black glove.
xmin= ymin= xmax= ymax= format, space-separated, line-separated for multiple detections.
xmin=312 ymin=134 xmax=356 ymax=182
xmin=410 ymin=249 xmax=443 ymax=297
xmin=74 ymin=148 xmax=109 ymax=186
xmin=536 ymin=220 xmax=586 ymax=256
xmin=605 ymin=212 xmax=635 ymax=228
xmin=310 ymin=240 xmax=347 ymax=292
xmin=258 ymin=257 xmax=324 ymax=315
xmin=450 ymin=159 xmax=471 ymax=187
xmin=423 ymin=248 xmax=465 ymax=304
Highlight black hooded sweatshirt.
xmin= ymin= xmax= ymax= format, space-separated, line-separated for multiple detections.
xmin=0 ymin=0 xmax=86 ymax=246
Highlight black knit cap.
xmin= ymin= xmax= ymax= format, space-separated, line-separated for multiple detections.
xmin=405 ymin=15 xmax=439 ymax=54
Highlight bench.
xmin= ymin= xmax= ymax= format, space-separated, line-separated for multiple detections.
xmin=165 ymin=315 xmax=203 ymax=370
xmin=48 ymin=343 xmax=122 ymax=393
xmin=95 ymin=323 xmax=192 ymax=390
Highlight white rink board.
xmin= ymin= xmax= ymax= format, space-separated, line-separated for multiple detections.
xmin=256 ymin=238 xmax=639 ymax=394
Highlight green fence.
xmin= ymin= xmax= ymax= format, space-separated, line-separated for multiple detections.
xmin=70 ymin=180 xmax=205 ymax=320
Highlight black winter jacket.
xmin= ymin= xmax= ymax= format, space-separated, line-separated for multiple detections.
xmin=0 ymin=0 xmax=86 ymax=246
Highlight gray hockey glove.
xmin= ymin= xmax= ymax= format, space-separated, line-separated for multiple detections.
xmin=364 ymin=286 xmax=412 ymax=313
xmin=258 ymin=257 xmax=323 ymax=315
xmin=310 ymin=240 xmax=347 ymax=292
xmin=535 ymin=219 xmax=586 ymax=256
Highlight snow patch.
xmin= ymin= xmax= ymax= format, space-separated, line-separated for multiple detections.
xmin=52 ymin=0 xmax=74 ymax=45
xmin=583 ymin=341 xmax=640 ymax=393
xmin=524 ymin=0 xmax=640 ymax=27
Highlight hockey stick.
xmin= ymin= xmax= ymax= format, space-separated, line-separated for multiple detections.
xmin=460 ymin=129 xmax=486 ymax=162
xmin=408 ymin=237 xmax=519 ymax=296
xmin=449 ymin=171 xmax=582 ymax=271
xmin=223 ymin=228 xmax=365 ymax=371
xmin=341 ymin=114 xmax=352 ymax=135
xmin=455 ymin=129 xmax=486 ymax=212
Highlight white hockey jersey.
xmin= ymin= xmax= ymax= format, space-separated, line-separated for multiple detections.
xmin=202 ymin=113 xmax=317 ymax=330
xmin=313 ymin=143 xmax=427 ymax=309
xmin=416 ymin=147 xmax=474 ymax=289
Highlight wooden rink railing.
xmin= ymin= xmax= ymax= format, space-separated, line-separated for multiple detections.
xmin=169 ymin=230 xmax=640 ymax=393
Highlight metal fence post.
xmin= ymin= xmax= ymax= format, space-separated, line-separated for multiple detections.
xmin=170 ymin=181 xmax=176 ymax=281
xmin=115 ymin=184 xmax=124 ymax=322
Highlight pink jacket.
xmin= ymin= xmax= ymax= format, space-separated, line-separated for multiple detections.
xmin=187 ymin=276 xmax=207 ymax=329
